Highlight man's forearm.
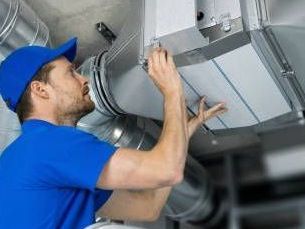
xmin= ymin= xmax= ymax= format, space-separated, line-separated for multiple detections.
xmin=150 ymin=90 xmax=189 ymax=183
xmin=128 ymin=186 xmax=173 ymax=221
xmin=98 ymin=187 xmax=173 ymax=221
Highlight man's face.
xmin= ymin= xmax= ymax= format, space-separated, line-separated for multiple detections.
xmin=47 ymin=57 xmax=95 ymax=120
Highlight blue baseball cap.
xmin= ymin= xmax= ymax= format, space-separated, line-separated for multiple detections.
xmin=0 ymin=37 xmax=78 ymax=112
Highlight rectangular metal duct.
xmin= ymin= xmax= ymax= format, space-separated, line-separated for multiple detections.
xmin=241 ymin=0 xmax=305 ymax=110
xmin=179 ymin=43 xmax=291 ymax=129
xmin=104 ymin=0 xmax=301 ymax=130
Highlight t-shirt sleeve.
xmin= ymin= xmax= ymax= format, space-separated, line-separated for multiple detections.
xmin=94 ymin=189 xmax=113 ymax=211
xmin=32 ymin=127 xmax=118 ymax=191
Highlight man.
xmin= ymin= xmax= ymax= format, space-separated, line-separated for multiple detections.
xmin=0 ymin=37 xmax=227 ymax=228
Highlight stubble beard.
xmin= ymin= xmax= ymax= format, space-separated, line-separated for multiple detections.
xmin=57 ymin=95 xmax=95 ymax=125
xmin=70 ymin=97 xmax=95 ymax=120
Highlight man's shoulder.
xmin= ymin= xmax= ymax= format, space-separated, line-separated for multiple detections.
xmin=5 ymin=125 xmax=97 ymax=156
xmin=31 ymin=125 xmax=108 ymax=152
xmin=3 ymin=124 xmax=115 ymax=160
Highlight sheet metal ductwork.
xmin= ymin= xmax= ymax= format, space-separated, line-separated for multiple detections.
xmin=3 ymin=0 xmax=305 ymax=226
xmin=77 ymin=1 xmax=305 ymax=222
xmin=0 ymin=0 xmax=50 ymax=154
xmin=76 ymin=0 xmax=305 ymax=223
xmin=83 ymin=0 xmax=305 ymax=131
xmin=241 ymin=0 xmax=305 ymax=111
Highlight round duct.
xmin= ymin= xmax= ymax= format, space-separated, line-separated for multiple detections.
xmin=0 ymin=0 xmax=50 ymax=62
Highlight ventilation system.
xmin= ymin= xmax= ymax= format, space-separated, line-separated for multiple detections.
xmin=77 ymin=1 xmax=305 ymax=223
xmin=82 ymin=0 xmax=305 ymax=132
xmin=0 ymin=0 xmax=224 ymax=224
xmin=2 ymin=0 xmax=304 ymax=154
xmin=2 ymin=0 xmax=305 ymax=227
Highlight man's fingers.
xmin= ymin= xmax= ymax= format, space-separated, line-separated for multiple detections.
xmin=151 ymin=48 xmax=161 ymax=67
xmin=166 ymin=51 xmax=176 ymax=69
xmin=159 ymin=49 xmax=168 ymax=69
xmin=148 ymin=57 xmax=154 ymax=76
xmin=211 ymin=107 xmax=228 ymax=117
xmin=205 ymin=103 xmax=227 ymax=118
xmin=149 ymin=47 xmax=171 ymax=72
xmin=209 ymin=103 xmax=227 ymax=115
xmin=198 ymin=96 xmax=207 ymax=113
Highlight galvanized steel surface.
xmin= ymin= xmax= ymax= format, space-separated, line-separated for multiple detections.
xmin=0 ymin=0 xmax=50 ymax=61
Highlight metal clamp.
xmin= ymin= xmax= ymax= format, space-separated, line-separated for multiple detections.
xmin=281 ymin=70 xmax=296 ymax=79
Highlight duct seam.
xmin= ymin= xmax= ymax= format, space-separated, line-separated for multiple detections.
xmin=212 ymin=59 xmax=261 ymax=123
xmin=179 ymin=72 xmax=228 ymax=129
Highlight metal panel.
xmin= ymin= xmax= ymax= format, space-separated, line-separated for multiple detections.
xmin=197 ymin=0 xmax=242 ymax=30
xmin=175 ymin=17 xmax=250 ymax=68
xmin=182 ymin=77 xmax=226 ymax=130
xmin=214 ymin=43 xmax=291 ymax=122
xmin=143 ymin=0 xmax=156 ymax=49
xmin=143 ymin=0 xmax=208 ymax=56
xmin=262 ymin=0 xmax=305 ymax=27
xmin=239 ymin=0 xmax=261 ymax=31
xmin=244 ymin=0 xmax=305 ymax=110
xmin=271 ymin=26 xmax=305 ymax=99
xmin=155 ymin=0 xmax=196 ymax=38
xmin=178 ymin=60 xmax=258 ymax=129
xmin=250 ymin=30 xmax=304 ymax=110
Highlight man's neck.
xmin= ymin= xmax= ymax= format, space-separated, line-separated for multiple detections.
xmin=26 ymin=115 xmax=78 ymax=127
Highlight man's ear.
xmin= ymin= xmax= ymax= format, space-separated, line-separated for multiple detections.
xmin=30 ymin=81 xmax=49 ymax=99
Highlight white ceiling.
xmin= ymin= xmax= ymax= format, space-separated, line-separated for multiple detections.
xmin=24 ymin=0 xmax=131 ymax=64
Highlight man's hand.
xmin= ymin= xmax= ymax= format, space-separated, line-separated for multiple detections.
xmin=147 ymin=48 xmax=228 ymax=138
xmin=188 ymin=97 xmax=228 ymax=138
xmin=148 ymin=48 xmax=183 ymax=97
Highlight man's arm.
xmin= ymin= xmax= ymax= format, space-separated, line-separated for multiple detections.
xmin=97 ymin=96 xmax=227 ymax=221
xmin=97 ymin=188 xmax=171 ymax=221
xmin=96 ymin=48 xmax=227 ymax=191
xmin=97 ymin=48 xmax=189 ymax=190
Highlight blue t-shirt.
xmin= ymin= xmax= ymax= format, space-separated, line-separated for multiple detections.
xmin=0 ymin=119 xmax=117 ymax=229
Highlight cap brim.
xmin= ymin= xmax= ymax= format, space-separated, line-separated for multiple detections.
xmin=48 ymin=37 xmax=77 ymax=62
